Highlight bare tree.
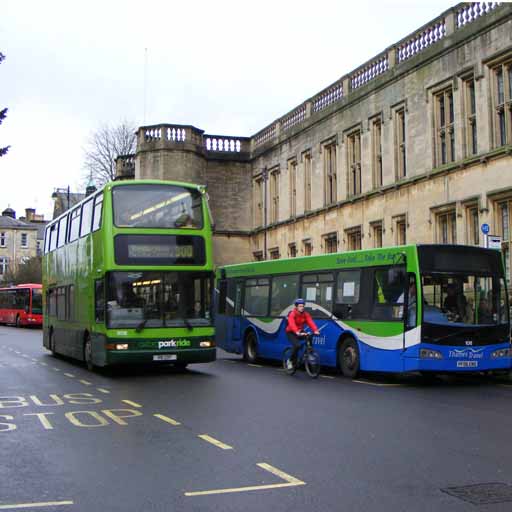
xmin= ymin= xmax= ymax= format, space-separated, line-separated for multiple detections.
xmin=3 ymin=256 xmax=42 ymax=285
xmin=0 ymin=52 xmax=10 ymax=157
xmin=82 ymin=121 xmax=137 ymax=186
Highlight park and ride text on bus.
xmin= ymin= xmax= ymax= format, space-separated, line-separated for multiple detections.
xmin=214 ymin=244 xmax=510 ymax=377
xmin=43 ymin=179 xmax=215 ymax=370
xmin=0 ymin=283 xmax=42 ymax=327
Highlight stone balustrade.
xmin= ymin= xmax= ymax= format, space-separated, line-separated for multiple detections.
xmin=253 ymin=123 xmax=277 ymax=147
xmin=312 ymin=81 xmax=344 ymax=113
xmin=205 ymin=136 xmax=246 ymax=153
xmin=456 ymin=2 xmax=501 ymax=28
xmin=396 ymin=19 xmax=447 ymax=64
xmin=350 ymin=53 xmax=389 ymax=90
xmin=281 ymin=104 xmax=307 ymax=132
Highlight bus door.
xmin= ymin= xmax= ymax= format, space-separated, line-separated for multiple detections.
xmin=225 ymin=279 xmax=243 ymax=351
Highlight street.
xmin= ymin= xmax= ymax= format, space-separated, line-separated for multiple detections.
xmin=1 ymin=326 xmax=512 ymax=511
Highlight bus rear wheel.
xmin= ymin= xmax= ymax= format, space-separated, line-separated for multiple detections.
xmin=84 ymin=337 xmax=94 ymax=371
xmin=243 ymin=331 xmax=258 ymax=364
xmin=339 ymin=338 xmax=360 ymax=378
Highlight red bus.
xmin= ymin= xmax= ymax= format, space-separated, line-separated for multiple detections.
xmin=0 ymin=284 xmax=43 ymax=327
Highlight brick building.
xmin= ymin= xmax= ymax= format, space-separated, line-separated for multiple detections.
xmin=117 ymin=3 xmax=512 ymax=282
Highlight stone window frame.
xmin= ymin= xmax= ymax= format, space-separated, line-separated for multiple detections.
xmin=20 ymin=232 xmax=28 ymax=248
xmin=0 ymin=256 xmax=8 ymax=275
xmin=461 ymin=196 xmax=481 ymax=246
xmin=390 ymin=100 xmax=407 ymax=181
xmin=433 ymin=86 xmax=456 ymax=166
xmin=430 ymin=203 xmax=457 ymax=245
xmin=320 ymin=135 xmax=338 ymax=206
xmin=484 ymin=49 xmax=512 ymax=148
xmin=302 ymin=238 xmax=313 ymax=256
xmin=369 ymin=219 xmax=384 ymax=248
xmin=322 ymin=231 xmax=338 ymax=254
xmin=391 ymin=213 xmax=407 ymax=246
xmin=345 ymin=225 xmax=362 ymax=251
xmin=459 ymin=71 xmax=478 ymax=158
xmin=253 ymin=174 xmax=264 ymax=228
xmin=343 ymin=123 xmax=363 ymax=198
xmin=269 ymin=247 xmax=280 ymax=260
xmin=288 ymin=157 xmax=298 ymax=219
xmin=268 ymin=165 xmax=280 ymax=225
xmin=0 ymin=232 xmax=6 ymax=248
xmin=253 ymin=250 xmax=263 ymax=262
xmin=301 ymin=149 xmax=313 ymax=212
xmin=369 ymin=112 xmax=384 ymax=189
xmin=487 ymin=187 xmax=512 ymax=285
xmin=288 ymin=243 xmax=297 ymax=258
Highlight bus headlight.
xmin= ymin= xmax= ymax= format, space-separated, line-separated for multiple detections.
xmin=491 ymin=348 xmax=512 ymax=359
xmin=420 ymin=348 xmax=443 ymax=360
xmin=116 ymin=344 xmax=129 ymax=350
xmin=200 ymin=341 xmax=214 ymax=348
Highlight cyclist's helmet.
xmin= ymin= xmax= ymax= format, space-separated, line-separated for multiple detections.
xmin=294 ymin=298 xmax=305 ymax=306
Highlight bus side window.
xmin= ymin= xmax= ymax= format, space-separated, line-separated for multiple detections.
xmin=48 ymin=288 xmax=57 ymax=317
xmin=49 ymin=224 xmax=58 ymax=252
xmin=68 ymin=207 xmax=81 ymax=242
xmin=372 ymin=266 xmax=406 ymax=321
xmin=95 ymin=279 xmax=105 ymax=322
xmin=92 ymin=195 xmax=103 ymax=232
xmin=217 ymin=280 xmax=227 ymax=315
xmin=333 ymin=270 xmax=361 ymax=319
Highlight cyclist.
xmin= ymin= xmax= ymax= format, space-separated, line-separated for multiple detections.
xmin=285 ymin=299 xmax=320 ymax=370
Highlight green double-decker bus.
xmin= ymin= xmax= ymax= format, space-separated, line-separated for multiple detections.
xmin=43 ymin=180 xmax=215 ymax=370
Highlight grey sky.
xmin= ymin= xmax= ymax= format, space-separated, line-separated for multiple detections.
xmin=1 ymin=0 xmax=454 ymax=220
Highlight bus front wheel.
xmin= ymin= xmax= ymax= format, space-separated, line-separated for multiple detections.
xmin=243 ymin=332 xmax=258 ymax=364
xmin=84 ymin=337 xmax=94 ymax=371
xmin=339 ymin=338 xmax=360 ymax=378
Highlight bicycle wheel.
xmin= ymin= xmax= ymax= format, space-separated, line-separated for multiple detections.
xmin=282 ymin=347 xmax=297 ymax=376
xmin=305 ymin=350 xmax=321 ymax=378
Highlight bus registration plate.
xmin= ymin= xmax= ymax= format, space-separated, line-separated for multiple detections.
xmin=153 ymin=354 xmax=177 ymax=361
xmin=457 ymin=361 xmax=478 ymax=368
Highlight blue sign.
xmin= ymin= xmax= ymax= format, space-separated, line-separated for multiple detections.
xmin=481 ymin=223 xmax=490 ymax=234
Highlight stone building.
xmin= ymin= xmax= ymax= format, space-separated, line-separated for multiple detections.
xmin=117 ymin=3 xmax=512 ymax=281
xmin=0 ymin=208 xmax=40 ymax=282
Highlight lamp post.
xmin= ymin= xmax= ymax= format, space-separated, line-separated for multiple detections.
xmin=262 ymin=166 xmax=268 ymax=260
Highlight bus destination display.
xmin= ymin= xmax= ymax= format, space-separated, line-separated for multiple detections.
xmin=115 ymin=234 xmax=205 ymax=266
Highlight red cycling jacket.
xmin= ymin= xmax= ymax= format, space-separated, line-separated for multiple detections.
xmin=286 ymin=308 xmax=318 ymax=334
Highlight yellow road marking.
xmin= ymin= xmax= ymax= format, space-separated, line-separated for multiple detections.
xmin=97 ymin=388 xmax=111 ymax=394
xmin=122 ymin=400 xmax=142 ymax=408
xmin=154 ymin=414 xmax=181 ymax=426
xmin=64 ymin=373 xmax=75 ymax=378
xmin=248 ymin=364 xmax=263 ymax=368
xmin=184 ymin=462 xmax=305 ymax=496
xmin=353 ymin=379 xmax=403 ymax=387
xmin=0 ymin=501 xmax=74 ymax=510
xmin=198 ymin=434 xmax=233 ymax=450
xmin=79 ymin=380 xmax=92 ymax=386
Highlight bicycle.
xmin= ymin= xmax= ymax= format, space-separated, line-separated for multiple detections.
xmin=282 ymin=332 xmax=321 ymax=378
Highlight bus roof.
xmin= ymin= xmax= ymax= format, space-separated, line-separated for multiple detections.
xmin=218 ymin=244 xmax=502 ymax=279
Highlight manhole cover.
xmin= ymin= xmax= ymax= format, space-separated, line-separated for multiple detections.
xmin=441 ymin=483 xmax=512 ymax=505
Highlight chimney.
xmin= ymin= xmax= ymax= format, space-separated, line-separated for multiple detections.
xmin=25 ymin=208 xmax=35 ymax=222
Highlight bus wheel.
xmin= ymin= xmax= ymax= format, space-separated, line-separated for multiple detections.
xmin=243 ymin=332 xmax=258 ymax=364
xmin=339 ymin=338 xmax=360 ymax=378
xmin=84 ymin=337 xmax=94 ymax=371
